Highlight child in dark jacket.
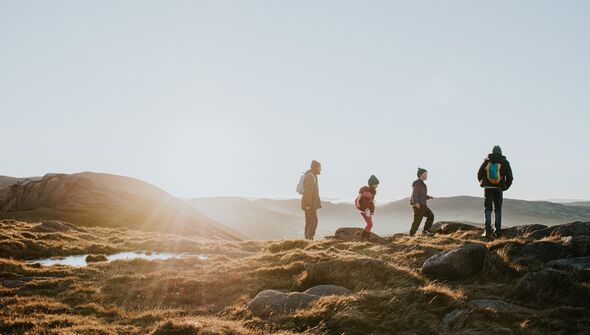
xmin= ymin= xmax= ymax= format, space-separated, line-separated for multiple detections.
xmin=355 ymin=175 xmax=379 ymax=240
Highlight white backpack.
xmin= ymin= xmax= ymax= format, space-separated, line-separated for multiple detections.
xmin=296 ymin=173 xmax=306 ymax=195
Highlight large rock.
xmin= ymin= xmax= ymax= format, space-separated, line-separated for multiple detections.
xmin=562 ymin=236 xmax=590 ymax=257
xmin=513 ymin=268 xmax=574 ymax=303
xmin=507 ymin=241 xmax=572 ymax=267
xmin=247 ymin=285 xmax=350 ymax=317
xmin=31 ymin=220 xmax=87 ymax=233
xmin=430 ymin=222 xmax=480 ymax=235
xmin=469 ymin=299 xmax=535 ymax=314
xmin=2 ymin=279 xmax=26 ymax=288
xmin=546 ymin=257 xmax=590 ymax=282
xmin=500 ymin=224 xmax=548 ymax=239
xmin=333 ymin=228 xmax=389 ymax=244
xmin=529 ymin=222 xmax=590 ymax=240
xmin=422 ymin=244 xmax=489 ymax=280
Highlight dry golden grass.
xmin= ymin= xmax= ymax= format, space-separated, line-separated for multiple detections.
xmin=1 ymin=219 xmax=589 ymax=334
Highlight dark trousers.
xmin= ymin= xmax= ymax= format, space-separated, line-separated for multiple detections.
xmin=304 ymin=209 xmax=318 ymax=239
xmin=410 ymin=205 xmax=434 ymax=235
xmin=484 ymin=188 xmax=503 ymax=233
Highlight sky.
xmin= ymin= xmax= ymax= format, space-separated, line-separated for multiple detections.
xmin=1 ymin=1 xmax=589 ymax=201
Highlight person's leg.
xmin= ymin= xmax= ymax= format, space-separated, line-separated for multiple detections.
xmin=410 ymin=207 xmax=424 ymax=236
xmin=304 ymin=209 xmax=318 ymax=240
xmin=362 ymin=212 xmax=373 ymax=233
xmin=483 ymin=189 xmax=493 ymax=236
xmin=494 ymin=190 xmax=503 ymax=234
xmin=423 ymin=206 xmax=435 ymax=232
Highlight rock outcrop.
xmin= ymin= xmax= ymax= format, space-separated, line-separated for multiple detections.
xmin=546 ymin=257 xmax=590 ymax=282
xmin=333 ymin=227 xmax=389 ymax=244
xmin=430 ymin=222 xmax=481 ymax=235
xmin=422 ymin=244 xmax=489 ymax=280
xmin=247 ymin=285 xmax=350 ymax=317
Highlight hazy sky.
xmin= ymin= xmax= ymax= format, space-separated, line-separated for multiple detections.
xmin=1 ymin=1 xmax=589 ymax=201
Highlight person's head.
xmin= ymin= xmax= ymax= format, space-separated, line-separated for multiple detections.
xmin=368 ymin=175 xmax=379 ymax=189
xmin=492 ymin=145 xmax=502 ymax=155
xmin=310 ymin=160 xmax=321 ymax=175
xmin=417 ymin=168 xmax=428 ymax=181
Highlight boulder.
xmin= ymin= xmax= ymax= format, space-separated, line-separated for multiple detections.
xmin=304 ymin=284 xmax=350 ymax=296
xmin=529 ymin=222 xmax=590 ymax=240
xmin=546 ymin=257 xmax=590 ymax=282
xmin=333 ymin=228 xmax=389 ymax=244
xmin=441 ymin=309 xmax=469 ymax=331
xmin=562 ymin=236 xmax=590 ymax=257
xmin=513 ymin=268 xmax=574 ymax=303
xmin=422 ymin=244 xmax=489 ymax=280
xmin=247 ymin=285 xmax=350 ymax=317
xmin=500 ymin=224 xmax=548 ymax=239
xmin=508 ymin=241 xmax=572 ymax=267
xmin=430 ymin=222 xmax=480 ymax=235
xmin=469 ymin=299 xmax=535 ymax=314
xmin=31 ymin=220 xmax=87 ymax=233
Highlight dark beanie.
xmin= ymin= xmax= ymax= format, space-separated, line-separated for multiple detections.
xmin=311 ymin=160 xmax=321 ymax=169
xmin=417 ymin=168 xmax=427 ymax=178
xmin=368 ymin=175 xmax=379 ymax=186
xmin=492 ymin=145 xmax=502 ymax=155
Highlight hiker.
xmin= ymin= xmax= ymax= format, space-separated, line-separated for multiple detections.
xmin=478 ymin=145 xmax=513 ymax=238
xmin=355 ymin=175 xmax=379 ymax=240
xmin=299 ymin=160 xmax=322 ymax=240
xmin=410 ymin=168 xmax=434 ymax=237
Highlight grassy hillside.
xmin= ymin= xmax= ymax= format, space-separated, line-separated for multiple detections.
xmin=1 ymin=219 xmax=589 ymax=334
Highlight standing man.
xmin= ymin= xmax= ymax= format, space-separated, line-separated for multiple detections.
xmin=410 ymin=168 xmax=435 ymax=237
xmin=301 ymin=160 xmax=322 ymax=240
xmin=478 ymin=145 xmax=514 ymax=238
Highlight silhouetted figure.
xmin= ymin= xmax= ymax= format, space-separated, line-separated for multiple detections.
xmin=355 ymin=175 xmax=379 ymax=240
xmin=300 ymin=160 xmax=322 ymax=240
xmin=478 ymin=145 xmax=513 ymax=238
xmin=410 ymin=168 xmax=434 ymax=237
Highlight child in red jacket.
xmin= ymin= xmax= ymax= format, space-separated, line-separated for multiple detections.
xmin=355 ymin=175 xmax=379 ymax=240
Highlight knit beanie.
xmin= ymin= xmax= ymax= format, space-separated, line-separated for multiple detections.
xmin=417 ymin=168 xmax=427 ymax=178
xmin=368 ymin=175 xmax=379 ymax=186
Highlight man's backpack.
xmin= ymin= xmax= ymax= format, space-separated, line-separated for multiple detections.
xmin=296 ymin=173 xmax=306 ymax=195
xmin=485 ymin=162 xmax=502 ymax=184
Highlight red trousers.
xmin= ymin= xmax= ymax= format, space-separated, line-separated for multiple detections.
xmin=361 ymin=212 xmax=373 ymax=233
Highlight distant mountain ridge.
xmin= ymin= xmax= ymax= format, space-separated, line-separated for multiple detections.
xmin=190 ymin=196 xmax=590 ymax=239
xmin=0 ymin=172 xmax=241 ymax=240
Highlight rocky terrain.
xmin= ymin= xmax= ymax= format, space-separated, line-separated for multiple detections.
xmin=0 ymin=173 xmax=241 ymax=240
xmin=1 ymin=218 xmax=589 ymax=334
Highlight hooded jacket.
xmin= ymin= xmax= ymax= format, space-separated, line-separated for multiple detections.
xmin=478 ymin=153 xmax=514 ymax=190
xmin=356 ymin=186 xmax=376 ymax=214
xmin=301 ymin=170 xmax=321 ymax=210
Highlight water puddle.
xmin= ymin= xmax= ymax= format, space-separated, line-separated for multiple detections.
xmin=28 ymin=251 xmax=208 ymax=267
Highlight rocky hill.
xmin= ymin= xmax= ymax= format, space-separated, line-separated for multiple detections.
xmin=0 ymin=173 xmax=241 ymax=240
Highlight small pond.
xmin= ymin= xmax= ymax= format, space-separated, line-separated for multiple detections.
xmin=28 ymin=251 xmax=208 ymax=267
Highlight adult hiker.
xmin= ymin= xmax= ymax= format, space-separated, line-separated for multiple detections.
xmin=410 ymin=168 xmax=435 ymax=237
xmin=355 ymin=175 xmax=379 ymax=241
xmin=478 ymin=145 xmax=514 ymax=238
xmin=299 ymin=160 xmax=322 ymax=240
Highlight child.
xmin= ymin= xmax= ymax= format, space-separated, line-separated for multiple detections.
xmin=410 ymin=168 xmax=434 ymax=237
xmin=355 ymin=175 xmax=379 ymax=240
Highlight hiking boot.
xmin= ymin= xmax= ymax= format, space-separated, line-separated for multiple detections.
xmin=481 ymin=230 xmax=493 ymax=238
xmin=360 ymin=230 xmax=370 ymax=241
xmin=422 ymin=230 xmax=434 ymax=237
xmin=493 ymin=229 xmax=502 ymax=238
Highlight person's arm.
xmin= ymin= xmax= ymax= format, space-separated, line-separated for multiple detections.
xmin=504 ymin=162 xmax=514 ymax=190
xmin=477 ymin=160 xmax=486 ymax=182
xmin=302 ymin=173 xmax=314 ymax=209
xmin=369 ymin=194 xmax=376 ymax=214
xmin=411 ymin=184 xmax=420 ymax=208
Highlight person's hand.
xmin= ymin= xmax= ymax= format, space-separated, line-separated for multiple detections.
xmin=414 ymin=203 xmax=421 ymax=209
xmin=305 ymin=206 xmax=311 ymax=210
xmin=365 ymin=209 xmax=371 ymax=216
xmin=427 ymin=196 xmax=434 ymax=200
